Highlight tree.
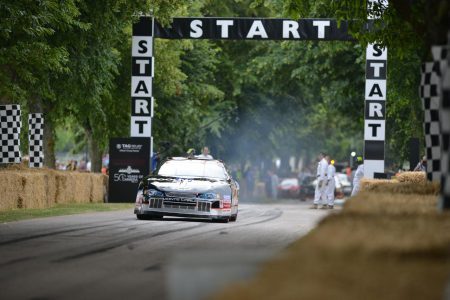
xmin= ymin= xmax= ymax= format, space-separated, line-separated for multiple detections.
xmin=0 ymin=1 xmax=87 ymax=167
xmin=279 ymin=0 xmax=434 ymax=163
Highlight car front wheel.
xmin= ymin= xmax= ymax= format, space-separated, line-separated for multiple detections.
xmin=136 ymin=214 xmax=163 ymax=220
xmin=136 ymin=214 xmax=147 ymax=220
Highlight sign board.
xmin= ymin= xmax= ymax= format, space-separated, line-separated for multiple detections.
xmin=131 ymin=15 xmax=388 ymax=179
xmin=131 ymin=17 xmax=153 ymax=145
xmin=363 ymin=43 xmax=387 ymax=178
xmin=108 ymin=137 xmax=150 ymax=202
xmin=154 ymin=18 xmax=354 ymax=41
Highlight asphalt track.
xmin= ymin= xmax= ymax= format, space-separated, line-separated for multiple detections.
xmin=0 ymin=200 xmax=330 ymax=300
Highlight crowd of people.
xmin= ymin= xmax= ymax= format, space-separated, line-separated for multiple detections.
xmin=55 ymin=156 xmax=109 ymax=175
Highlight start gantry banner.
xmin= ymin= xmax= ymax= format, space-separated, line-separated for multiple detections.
xmin=154 ymin=18 xmax=354 ymax=41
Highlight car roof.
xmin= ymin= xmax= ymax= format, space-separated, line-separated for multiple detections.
xmin=167 ymin=157 xmax=223 ymax=163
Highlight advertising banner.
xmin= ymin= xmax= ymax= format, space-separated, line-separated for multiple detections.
xmin=154 ymin=18 xmax=353 ymax=41
xmin=108 ymin=137 xmax=150 ymax=202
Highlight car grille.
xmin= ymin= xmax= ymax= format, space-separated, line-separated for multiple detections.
xmin=149 ymin=198 xmax=163 ymax=208
xmin=197 ymin=202 xmax=211 ymax=212
xmin=150 ymin=197 xmax=211 ymax=212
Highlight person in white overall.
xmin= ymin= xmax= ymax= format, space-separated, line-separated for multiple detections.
xmin=351 ymin=157 xmax=364 ymax=196
xmin=311 ymin=152 xmax=328 ymax=209
xmin=325 ymin=156 xmax=336 ymax=209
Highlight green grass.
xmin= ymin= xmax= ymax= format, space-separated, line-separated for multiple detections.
xmin=0 ymin=203 xmax=134 ymax=223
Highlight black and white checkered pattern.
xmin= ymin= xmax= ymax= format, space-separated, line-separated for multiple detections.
xmin=0 ymin=105 xmax=22 ymax=164
xmin=28 ymin=113 xmax=44 ymax=168
xmin=437 ymin=43 xmax=450 ymax=209
xmin=420 ymin=61 xmax=442 ymax=182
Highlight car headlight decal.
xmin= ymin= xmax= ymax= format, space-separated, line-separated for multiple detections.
xmin=197 ymin=192 xmax=220 ymax=200
xmin=148 ymin=189 xmax=164 ymax=197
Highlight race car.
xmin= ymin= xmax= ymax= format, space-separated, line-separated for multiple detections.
xmin=134 ymin=157 xmax=239 ymax=222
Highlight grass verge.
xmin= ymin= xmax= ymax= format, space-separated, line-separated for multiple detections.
xmin=0 ymin=202 xmax=134 ymax=223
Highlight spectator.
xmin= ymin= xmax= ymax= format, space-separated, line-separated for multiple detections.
xmin=311 ymin=152 xmax=328 ymax=209
xmin=186 ymin=148 xmax=196 ymax=158
xmin=413 ymin=156 xmax=427 ymax=172
xmin=264 ymin=170 xmax=272 ymax=198
xmin=351 ymin=157 xmax=364 ymax=196
xmin=196 ymin=146 xmax=213 ymax=159
xmin=245 ymin=167 xmax=255 ymax=197
xmin=270 ymin=170 xmax=279 ymax=199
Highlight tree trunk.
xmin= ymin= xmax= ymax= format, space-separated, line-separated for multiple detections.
xmin=43 ymin=115 xmax=56 ymax=169
xmin=29 ymin=97 xmax=56 ymax=168
xmin=85 ymin=127 xmax=103 ymax=173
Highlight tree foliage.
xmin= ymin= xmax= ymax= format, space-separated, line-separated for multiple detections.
xmin=1 ymin=0 xmax=433 ymax=172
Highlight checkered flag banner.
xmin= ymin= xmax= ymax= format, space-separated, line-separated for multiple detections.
xmin=420 ymin=61 xmax=442 ymax=182
xmin=28 ymin=113 xmax=44 ymax=168
xmin=437 ymin=43 xmax=450 ymax=209
xmin=0 ymin=104 xmax=22 ymax=164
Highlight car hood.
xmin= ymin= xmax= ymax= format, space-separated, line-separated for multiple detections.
xmin=144 ymin=176 xmax=229 ymax=194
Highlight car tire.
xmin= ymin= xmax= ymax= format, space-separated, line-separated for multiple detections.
xmin=136 ymin=214 xmax=163 ymax=220
xmin=212 ymin=217 xmax=229 ymax=223
xmin=136 ymin=214 xmax=147 ymax=220
xmin=229 ymin=214 xmax=237 ymax=222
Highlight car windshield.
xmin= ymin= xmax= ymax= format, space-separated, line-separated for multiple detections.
xmin=158 ymin=159 xmax=228 ymax=180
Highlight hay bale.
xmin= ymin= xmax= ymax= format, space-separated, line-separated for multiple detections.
xmin=20 ymin=172 xmax=48 ymax=209
xmin=307 ymin=213 xmax=450 ymax=257
xmin=211 ymin=174 xmax=450 ymax=300
xmin=55 ymin=172 xmax=70 ymax=204
xmin=54 ymin=171 xmax=105 ymax=204
xmin=43 ymin=171 xmax=57 ymax=206
xmin=395 ymin=171 xmax=427 ymax=184
xmin=360 ymin=179 xmax=439 ymax=195
xmin=212 ymin=212 xmax=450 ymax=300
xmin=0 ymin=172 xmax=20 ymax=210
xmin=212 ymin=246 xmax=450 ymax=300
xmin=344 ymin=191 xmax=438 ymax=215
xmin=0 ymin=169 xmax=108 ymax=211
xmin=55 ymin=172 xmax=89 ymax=203
xmin=90 ymin=174 xmax=107 ymax=203
xmin=73 ymin=172 xmax=93 ymax=203
xmin=360 ymin=178 xmax=397 ymax=191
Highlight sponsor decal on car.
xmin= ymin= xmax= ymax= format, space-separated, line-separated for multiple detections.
xmin=223 ymin=195 xmax=231 ymax=208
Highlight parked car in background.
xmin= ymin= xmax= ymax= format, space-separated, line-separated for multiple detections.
xmin=277 ymin=178 xmax=300 ymax=198
xmin=299 ymin=175 xmax=316 ymax=201
xmin=336 ymin=173 xmax=352 ymax=196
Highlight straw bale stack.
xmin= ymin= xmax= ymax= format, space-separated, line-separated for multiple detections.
xmin=306 ymin=213 xmax=450 ymax=257
xmin=395 ymin=171 xmax=427 ymax=184
xmin=360 ymin=179 xmax=439 ymax=195
xmin=212 ymin=170 xmax=450 ymax=300
xmin=0 ymin=167 xmax=108 ymax=211
xmin=344 ymin=192 xmax=437 ymax=215
xmin=0 ymin=172 xmax=23 ymax=210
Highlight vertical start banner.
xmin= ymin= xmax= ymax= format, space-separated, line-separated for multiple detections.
xmin=108 ymin=138 xmax=150 ymax=202
xmin=131 ymin=17 xmax=154 ymax=159
xmin=364 ymin=0 xmax=388 ymax=178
